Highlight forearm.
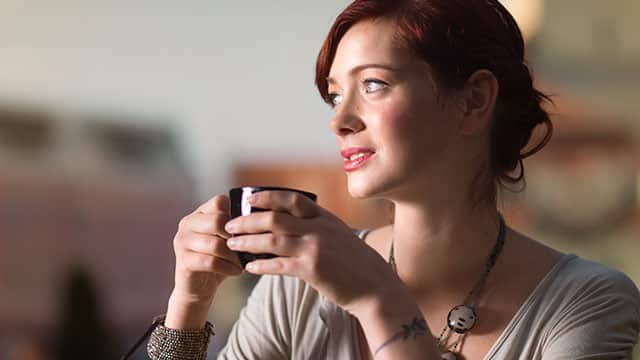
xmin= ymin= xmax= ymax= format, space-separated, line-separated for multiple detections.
xmin=165 ymin=290 xmax=214 ymax=330
xmin=143 ymin=292 xmax=215 ymax=360
xmin=353 ymin=289 xmax=440 ymax=360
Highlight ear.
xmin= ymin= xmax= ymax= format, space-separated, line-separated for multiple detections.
xmin=458 ymin=69 xmax=499 ymax=135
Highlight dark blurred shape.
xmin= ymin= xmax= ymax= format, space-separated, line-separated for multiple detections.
xmin=52 ymin=264 xmax=113 ymax=360
xmin=0 ymin=106 xmax=53 ymax=153
xmin=5 ymin=337 xmax=46 ymax=360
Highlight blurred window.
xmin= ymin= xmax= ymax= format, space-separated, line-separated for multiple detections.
xmin=89 ymin=122 xmax=178 ymax=170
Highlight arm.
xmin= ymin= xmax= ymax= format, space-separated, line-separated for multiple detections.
xmin=352 ymin=285 xmax=440 ymax=360
xmin=144 ymin=194 xmax=245 ymax=360
xmin=165 ymin=290 xmax=214 ymax=330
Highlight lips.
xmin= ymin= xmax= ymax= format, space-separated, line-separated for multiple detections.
xmin=341 ymin=147 xmax=375 ymax=172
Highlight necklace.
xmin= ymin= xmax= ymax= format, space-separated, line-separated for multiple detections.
xmin=388 ymin=214 xmax=506 ymax=360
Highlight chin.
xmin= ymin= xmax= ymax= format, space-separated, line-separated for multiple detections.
xmin=346 ymin=174 xmax=373 ymax=199
xmin=346 ymin=173 xmax=391 ymax=200
xmin=346 ymin=184 xmax=368 ymax=199
xmin=346 ymin=165 xmax=411 ymax=201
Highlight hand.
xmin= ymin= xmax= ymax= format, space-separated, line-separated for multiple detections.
xmin=224 ymin=190 xmax=400 ymax=315
xmin=171 ymin=195 xmax=244 ymax=307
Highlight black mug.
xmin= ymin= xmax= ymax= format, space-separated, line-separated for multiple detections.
xmin=228 ymin=186 xmax=318 ymax=268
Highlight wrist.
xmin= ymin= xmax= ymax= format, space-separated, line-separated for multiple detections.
xmin=165 ymin=291 xmax=214 ymax=330
xmin=147 ymin=315 xmax=214 ymax=360
xmin=351 ymin=284 xmax=419 ymax=333
xmin=351 ymin=284 xmax=438 ymax=359
xmin=351 ymin=280 xmax=412 ymax=320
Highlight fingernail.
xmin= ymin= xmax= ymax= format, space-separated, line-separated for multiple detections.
xmin=226 ymin=238 xmax=237 ymax=249
xmin=225 ymin=222 xmax=236 ymax=233
xmin=248 ymin=194 xmax=258 ymax=205
xmin=246 ymin=262 xmax=256 ymax=271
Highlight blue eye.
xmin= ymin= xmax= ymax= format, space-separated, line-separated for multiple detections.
xmin=327 ymin=93 xmax=343 ymax=107
xmin=364 ymin=79 xmax=387 ymax=93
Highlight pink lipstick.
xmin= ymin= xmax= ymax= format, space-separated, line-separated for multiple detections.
xmin=341 ymin=148 xmax=375 ymax=172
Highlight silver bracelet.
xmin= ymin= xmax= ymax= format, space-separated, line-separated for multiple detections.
xmin=121 ymin=314 xmax=215 ymax=360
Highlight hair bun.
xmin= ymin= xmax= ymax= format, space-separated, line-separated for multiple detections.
xmin=492 ymin=61 xmax=553 ymax=185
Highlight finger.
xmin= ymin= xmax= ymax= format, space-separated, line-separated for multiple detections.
xmin=182 ymin=212 xmax=232 ymax=238
xmin=226 ymin=233 xmax=302 ymax=257
xmin=224 ymin=210 xmax=304 ymax=236
xmin=182 ymin=232 xmax=241 ymax=267
xmin=197 ymin=195 xmax=230 ymax=214
xmin=244 ymin=257 xmax=301 ymax=276
xmin=182 ymin=250 xmax=243 ymax=275
xmin=249 ymin=190 xmax=319 ymax=219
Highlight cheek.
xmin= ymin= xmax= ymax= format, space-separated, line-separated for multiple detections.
xmin=375 ymin=95 xmax=421 ymax=134
xmin=382 ymin=99 xmax=435 ymax=143
xmin=384 ymin=100 xmax=455 ymax=160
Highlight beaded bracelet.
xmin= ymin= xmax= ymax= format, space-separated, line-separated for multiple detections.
xmin=120 ymin=314 xmax=215 ymax=360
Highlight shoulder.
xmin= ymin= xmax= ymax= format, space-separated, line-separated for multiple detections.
xmin=491 ymin=254 xmax=640 ymax=358
xmin=540 ymin=255 xmax=640 ymax=335
xmin=553 ymin=255 xmax=640 ymax=306
xmin=537 ymin=256 xmax=640 ymax=356
xmin=530 ymin=254 xmax=640 ymax=320
xmin=501 ymin=230 xmax=638 ymax=313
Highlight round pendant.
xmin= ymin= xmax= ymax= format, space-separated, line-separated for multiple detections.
xmin=447 ymin=305 xmax=477 ymax=334
xmin=441 ymin=351 xmax=457 ymax=360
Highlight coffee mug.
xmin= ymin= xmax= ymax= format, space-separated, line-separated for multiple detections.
xmin=228 ymin=186 xmax=318 ymax=268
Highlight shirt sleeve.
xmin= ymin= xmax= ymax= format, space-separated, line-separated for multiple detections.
xmin=542 ymin=268 xmax=640 ymax=359
xmin=216 ymin=275 xmax=293 ymax=360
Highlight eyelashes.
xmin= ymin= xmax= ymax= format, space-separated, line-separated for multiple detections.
xmin=364 ymin=78 xmax=387 ymax=93
xmin=327 ymin=78 xmax=388 ymax=108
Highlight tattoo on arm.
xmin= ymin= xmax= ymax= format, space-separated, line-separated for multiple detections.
xmin=373 ymin=315 xmax=428 ymax=357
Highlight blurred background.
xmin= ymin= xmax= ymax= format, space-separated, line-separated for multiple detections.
xmin=0 ymin=0 xmax=638 ymax=358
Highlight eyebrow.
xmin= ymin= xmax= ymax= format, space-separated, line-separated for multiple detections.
xmin=326 ymin=63 xmax=399 ymax=85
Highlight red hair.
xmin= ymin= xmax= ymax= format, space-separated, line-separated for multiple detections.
xmin=315 ymin=0 xmax=553 ymax=201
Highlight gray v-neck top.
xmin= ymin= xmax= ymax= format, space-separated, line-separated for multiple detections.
xmin=217 ymin=233 xmax=640 ymax=359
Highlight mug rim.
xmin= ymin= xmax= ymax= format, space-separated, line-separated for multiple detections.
xmin=229 ymin=186 xmax=317 ymax=201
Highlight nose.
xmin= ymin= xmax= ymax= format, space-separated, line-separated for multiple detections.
xmin=328 ymin=97 xmax=365 ymax=137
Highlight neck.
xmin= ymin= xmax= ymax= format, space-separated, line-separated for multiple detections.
xmin=389 ymin=195 xmax=502 ymax=298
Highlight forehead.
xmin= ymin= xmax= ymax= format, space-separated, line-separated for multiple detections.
xmin=329 ymin=18 xmax=416 ymax=78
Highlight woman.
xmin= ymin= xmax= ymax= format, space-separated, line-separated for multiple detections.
xmin=133 ymin=0 xmax=640 ymax=359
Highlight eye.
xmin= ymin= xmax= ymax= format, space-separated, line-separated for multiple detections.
xmin=364 ymin=79 xmax=387 ymax=93
xmin=327 ymin=93 xmax=343 ymax=107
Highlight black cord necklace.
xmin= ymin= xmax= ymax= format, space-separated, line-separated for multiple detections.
xmin=388 ymin=214 xmax=506 ymax=360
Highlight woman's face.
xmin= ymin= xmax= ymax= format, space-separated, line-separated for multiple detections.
xmin=327 ymin=18 xmax=465 ymax=201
